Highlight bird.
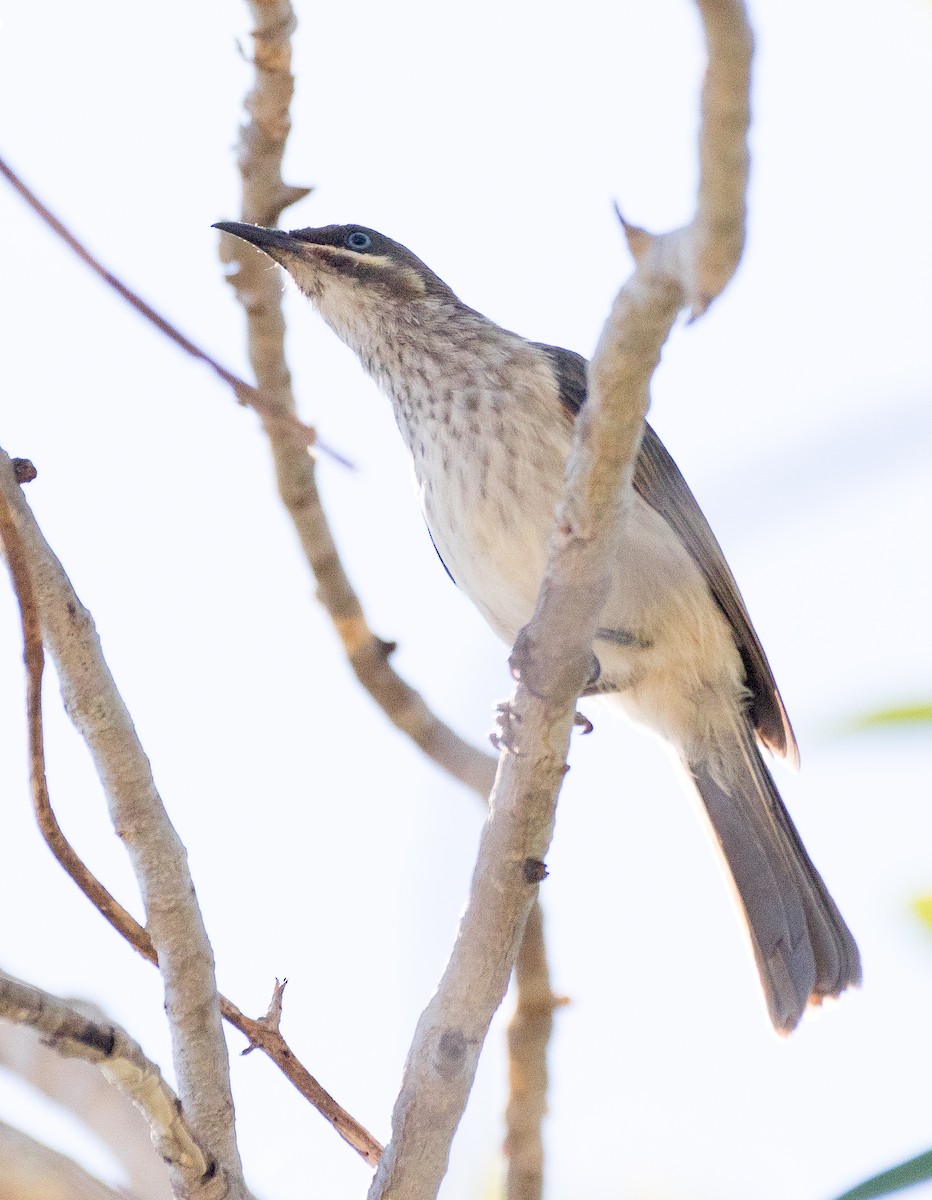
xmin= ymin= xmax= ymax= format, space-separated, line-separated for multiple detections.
xmin=214 ymin=219 xmax=861 ymax=1033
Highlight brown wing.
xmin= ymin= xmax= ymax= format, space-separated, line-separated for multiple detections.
xmin=535 ymin=342 xmax=798 ymax=765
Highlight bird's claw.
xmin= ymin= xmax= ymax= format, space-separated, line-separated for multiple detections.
xmin=490 ymin=700 xmax=525 ymax=756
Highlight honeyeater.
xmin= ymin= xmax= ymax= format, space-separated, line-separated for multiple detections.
xmin=215 ymin=219 xmax=861 ymax=1033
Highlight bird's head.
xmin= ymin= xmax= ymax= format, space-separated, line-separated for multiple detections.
xmin=214 ymin=221 xmax=455 ymax=309
xmin=214 ymin=221 xmax=502 ymax=408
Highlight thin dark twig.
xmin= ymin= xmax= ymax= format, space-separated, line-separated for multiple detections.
xmin=221 ymin=990 xmax=382 ymax=1165
xmin=0 ymin=484 xmax=161 ymax=968
xmin=0 ymin=480 xmax=142 ymax=961
xmin=0 ymin=153 xmax=352 ymax=469
xmin=0 ymin=156 xmax=243 ymax=395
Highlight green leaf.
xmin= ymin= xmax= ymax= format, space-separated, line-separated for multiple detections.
xmin=850 ymin=704 xmax=932 ymax=731
xmin=833 ymin=1148 xmax=932 ymax=1199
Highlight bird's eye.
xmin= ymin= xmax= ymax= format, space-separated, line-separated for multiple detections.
xmin=346 ymin=230 xmax=372 ymax=251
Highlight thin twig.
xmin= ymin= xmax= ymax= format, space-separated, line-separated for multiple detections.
xmin=367 ymin=2 xmax=754 ymax=1195
xmin=0 ymin=971 xmax=220 ymax=1199
xmin=0 ymin=152 xmax=350 ymax=468
xmin=220 ymin=0 xmax=498 ymax=801
xmin=221 ymin=988 xmax=383 ymax=1165
xmin=0 ymin=450 xmax=383 ymax=1169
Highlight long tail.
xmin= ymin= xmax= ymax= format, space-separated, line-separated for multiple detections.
xmin=688 ymin=727 xmax=861 ymax=1034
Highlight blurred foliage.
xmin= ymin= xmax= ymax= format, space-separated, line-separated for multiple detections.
xmin=913 ymin=896 xmax=932 ymax=935
xmin=848 ymin=704 xmax=932 ymax=731
xmin=832 ymin=1148 xmax=932 ymax=1199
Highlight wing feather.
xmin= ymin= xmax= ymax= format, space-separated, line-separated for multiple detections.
xmin=535 ymin=342 xmax=798 ymax=765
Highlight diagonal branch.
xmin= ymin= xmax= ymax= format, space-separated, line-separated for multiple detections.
xmin=367 ymin=2 xmax=753 ymax=1196
xmin=0 ymin=153 xmax=349 ymax=468
xmin=0 ymin=971 xmax=215 ymax=1199
xmin=218 ymin=0 xmax=498 ymax=800
xmin=221 ymin=987 xmax=383 ymax=1165
xmin=0 ymin=450 xmax=382 ymax=1169
xmin=0 ymin=1013 xmax=171 ymax=1200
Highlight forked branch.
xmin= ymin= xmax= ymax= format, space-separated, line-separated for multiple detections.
xmin=0 ymin=450 xmax=381 ymax=1170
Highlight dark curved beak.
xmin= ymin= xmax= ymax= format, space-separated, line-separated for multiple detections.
xmin=212 ymin=221 xmax=297 ymax=255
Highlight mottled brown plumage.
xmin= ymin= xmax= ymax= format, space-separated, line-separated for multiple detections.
xmin=215 ymin=219 xmax=861 ymax=1032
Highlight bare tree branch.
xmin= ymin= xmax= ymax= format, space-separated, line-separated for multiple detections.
xmin=0 ymin=55 xmax=495 ymax=805
xmin=0 ymin=972 xmax=220 ymax=1200
xmin=504 ymin=902 xmax=567 ymax=1200
xmin=367 ymin=2 xmax=753 ymax=1195
xmin=0 ymin=1120 xmax=131 ymax=1200
xmin=0 ymin=3 xmax=753 ymax=1193
xmin=0 ymin=453 xmax=248 ymax=1197
xmin=218 ymin=0 xmax=498 ymax=801
xmin=691 ymin=0 xmax=753 ymax=314
xmin=0 ymin=449 xmax=382 ymax=1169
xmin=0 ymin=1013 xmax=171 ymax=1200
xmin=224 ymin=11 xmax=562 ymax=1182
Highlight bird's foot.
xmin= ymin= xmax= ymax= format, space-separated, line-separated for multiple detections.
xmin=574 ymin=711 xmax=594 ymax=734
xmin=490 ymin=700 xmax=526 ymax=756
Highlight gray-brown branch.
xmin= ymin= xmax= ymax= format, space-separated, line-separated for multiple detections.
xmin=219 ymin=0 xmax=497 ymax=800
xmin=0 ymin=448 xmax=382 ymax=1169
xmin=224 ymin=8 xmax=558 ymax=1187
xmin=0 ymin=452 xmax=249 ymax=1200
xmin=0 ymin=971 xmax=218 ymax=1200
xmin=367 ymin=1 xmax=752 ymax=1196
xmin=0 ymin=1011 xmax=171 ymax=1200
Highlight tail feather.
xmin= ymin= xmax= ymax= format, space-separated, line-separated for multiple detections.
xmin=769 ymin=791 xmax=862 ymax=1000
xmin=689 ymin=727 xmax=860 ymax=1034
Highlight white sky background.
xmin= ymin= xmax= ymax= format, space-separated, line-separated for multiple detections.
xmin=1 ymin=0 xmax=931 ymax=1197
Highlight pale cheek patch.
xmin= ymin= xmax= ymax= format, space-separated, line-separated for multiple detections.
xmin=285 ymin=258 xmax=328 ymax=300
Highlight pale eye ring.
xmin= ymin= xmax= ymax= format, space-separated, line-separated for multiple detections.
xmin=346 ymin=230 xmax=372 ymax=251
